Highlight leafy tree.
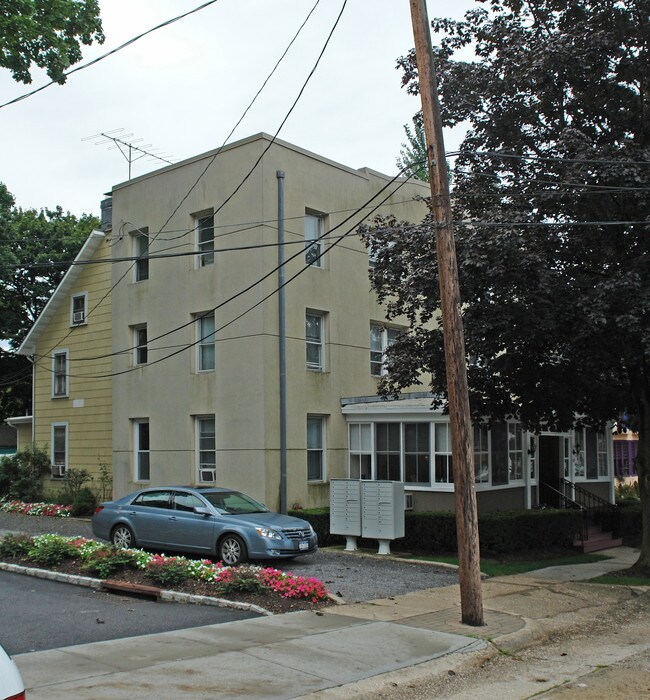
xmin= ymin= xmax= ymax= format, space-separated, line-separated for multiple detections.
xmin=365 ymin=0 xmax=650 ymax=568
xmin=0 ymin=183 xmax=99 ymax=421
xmin=0 ymin=0 xmax=104 ymax=84
xmin=397 ymin=117 xmax=429 ymax=181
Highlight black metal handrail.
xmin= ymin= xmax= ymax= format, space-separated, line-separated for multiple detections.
xmin=538 ymin=481 xmax=588 ymax=542
xmin=561 ymin=478 xmax=620 ymax=538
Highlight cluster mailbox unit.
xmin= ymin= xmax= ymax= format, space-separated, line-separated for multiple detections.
xmin=330 ymin=479 xmax=405 ymax=554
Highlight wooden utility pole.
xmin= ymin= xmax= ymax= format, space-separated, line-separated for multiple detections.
xmin=409 ymin=0 xmax=484 ymax=626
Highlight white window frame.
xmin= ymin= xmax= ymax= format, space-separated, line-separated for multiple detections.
xmin=134 ymin=419 xmax=150 ymax=482
xmin=196 ymin=415 xmax=216 ymax=483
xmin=132 ymin=229 xmax=150 ymax=282
xmin=51 ymin=422 xmax=68 ymax=477
xmin=507 ymin=421 xmax=525 ymax=483
xmin=403 ymin=422 xmax=431 ymax=485
xmin=349 ymin=423 xmax=372 ymax=480
xmin=70 ymin=292 xmax=88 ymax=326
xmin=195 ymin=212 xmax=215 ymax=267
xmin=597 ymin=431 xmax=609 ymax=478
xmin=306 ymin=310 xmax=325 ymax=371
xmin=473 ymin=424 xmax=490 ymax=484
xmin=133 ymin=325 xmax=148 ymax=365
xmin=196 ymin=312 xmax=216 ymax=372
xmin=52 ymin=350 xmax=69 ymax=398
xmin=304 ymin=212 xmax=325 ymax=268
xmin=370 ymin=323 xmax=400 ymax=376
xmin=433 ymin=422 xmax=454 ymax=487
xmin=307 ymin=415 xmax=326 ymax=482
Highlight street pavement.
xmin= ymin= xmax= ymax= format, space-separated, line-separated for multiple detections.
xmin=7 ymin=546 xmax=645 ymax=700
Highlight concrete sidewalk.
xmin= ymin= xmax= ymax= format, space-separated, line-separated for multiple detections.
xmin=13 ymin=547 xmax=644 ymax=699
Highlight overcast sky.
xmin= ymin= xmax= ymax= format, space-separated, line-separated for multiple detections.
xmin=1 ymin=0 xmax=476 ymax=218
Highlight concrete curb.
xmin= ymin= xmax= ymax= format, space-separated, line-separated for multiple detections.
xmin=0 ymin=561 xmax=275 ymax=616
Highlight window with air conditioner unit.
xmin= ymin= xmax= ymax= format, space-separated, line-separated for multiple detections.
xmin=51 ymin=423 xmax=68 ymax=478
xmin=70 ymin=292 xmax=87 ymax=326
xmin=196 ymin=416 xmax=216 ymax=483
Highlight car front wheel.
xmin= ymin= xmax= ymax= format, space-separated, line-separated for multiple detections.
xmin=111 ymin=524 xmax=135 ymax=549
xmin=219 ymin=534 xmax=247 ymax=566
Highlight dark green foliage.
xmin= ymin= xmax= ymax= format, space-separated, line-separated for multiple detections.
xmin=0 ymin=444 xmax=49 ymax=501
xmin=71 ymin=487 xmax=98 ymax=516
xmin=0 ymin=533 xmax=33 ymax=558
xmin=294 ymin=508 xmax=582 ymax=554
xmin=0 ymin=0 xmax=104 ymax=84
xmin=145 ymin=559 xmax=189 ymax=587
xmin=217 ymin=568 xmax=265 ymax=594
xmin=82 ymin=547 xmax=137 ymax=578
xmin=27 ymin=537 xmax=77 ymax=566
xmin=596 ymin=504 xmax=642 ymax=546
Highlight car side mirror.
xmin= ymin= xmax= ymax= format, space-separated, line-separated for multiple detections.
xmin=193 ymin=506 xmax=212 ymax=516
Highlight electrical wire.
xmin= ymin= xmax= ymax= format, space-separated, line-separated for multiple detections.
xmin=0 ymin=1 xmax=222 ymax=110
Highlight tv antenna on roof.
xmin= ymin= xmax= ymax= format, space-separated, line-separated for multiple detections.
xmin=83 ymin=128 xmax=175 ymax=179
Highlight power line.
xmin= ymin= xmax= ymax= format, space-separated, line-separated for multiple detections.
xmin=0 ymin=0 xmax=222 ymax=110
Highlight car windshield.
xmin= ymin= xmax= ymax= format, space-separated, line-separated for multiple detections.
xmin=202 ymin=491 xmax=269 ymax=515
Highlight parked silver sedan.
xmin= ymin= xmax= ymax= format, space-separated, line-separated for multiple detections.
xmin=92 ymin=486 xmax=318 ymax=566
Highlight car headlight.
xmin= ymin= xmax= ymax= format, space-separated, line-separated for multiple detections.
xmin=256 ymin=527 xmax=282 ymax=540
xmin=309 ymin=525 xmax=316 ymax=536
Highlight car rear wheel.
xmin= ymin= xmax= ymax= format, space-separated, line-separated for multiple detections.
xmin=219 ymin=534 xmax=247 ymax=566
xmin=111 ymin=524 xmax=135 ymax=549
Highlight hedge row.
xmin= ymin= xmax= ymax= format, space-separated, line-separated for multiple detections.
xmin=595 ymin=502 xmax=642 ymax=546
xmin=290 ymin=508 xmax=583 ymax=554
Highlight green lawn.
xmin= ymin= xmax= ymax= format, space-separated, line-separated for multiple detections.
xmin=406 ymin=552 xmax=612 ymax=577
xmin=589 ymin=573 xmax=650 ymax=586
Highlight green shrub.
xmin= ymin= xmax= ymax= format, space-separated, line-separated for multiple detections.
xmin=145 ymin=558 xmax=189 ymax=587
xmin=82 ymin=547 xmax=137 ymax=578
xmin=217 ymin=566 xmax=264 ymax=594
xmin=72 ymin=487 xmax=98 ymax=516
xmin=0 ymin=444 xmax=49 ymax=502
xmin=293 ymin=507 xmax=582 ymax=554
xmin=0 ymin=533 xmax=33 ymax=558
xmin=27 ymin=537 xmax=78 ymax=566
xmin=616 ymin=478 xmax=640 ymax=501
xmin=59 ymin=468 xmax=92 ymax=506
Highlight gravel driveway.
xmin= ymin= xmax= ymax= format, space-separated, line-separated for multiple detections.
xmin=0 ymin=511 xmax=459 ymax=602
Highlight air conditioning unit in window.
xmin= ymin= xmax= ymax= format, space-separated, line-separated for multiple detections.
xmin=73 ymin=311 xmax=85 ymax=324
xmin=200 ymin=469 xmax=216 ymax=483
xmin=51 ymin=464 xmax=66 ymax=478
xmin=404 ymin=492 xmax=414 ymax=511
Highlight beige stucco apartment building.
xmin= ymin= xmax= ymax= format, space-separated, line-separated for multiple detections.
xmin=12 ymin=134 xmax=615 ymax=512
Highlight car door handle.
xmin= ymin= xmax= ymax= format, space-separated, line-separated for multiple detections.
xmin=128 ymin=511 xmax=137 ymax=516
xmin=168 ymin=516 xmax=177 ymax=521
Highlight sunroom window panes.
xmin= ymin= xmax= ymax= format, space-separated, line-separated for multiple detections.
xmin=434 ymin=423 xmax=453 ymax=484
xmin=404 ymin=423 xmax=430 ymax=484
xmin=349 ymin=423 xmax=371 ymax=479
xmin=376 ymin=423 xmax=400 ymax=480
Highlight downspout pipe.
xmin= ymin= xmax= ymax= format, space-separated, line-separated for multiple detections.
xmin=277 ymin=171 xmax=287 ymax=514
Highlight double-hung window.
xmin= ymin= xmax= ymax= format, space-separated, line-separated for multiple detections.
xmin=52 ymin=350 xmax=68 ymax=397
xmin=307 ymin=415 xmax=325 ymax=481
xmin=507 ymin=422 xmax=524 ymax=481
xmin=306 ymin=311 xmax=325 ymax=371
xmin=51 ymin=423 xmax=68 ymax=477
xmin=70 ymin=293 xmax=87 ymax=326
xmin=197 ymin=312 xmax=215 ymax=371
xmin=134 ymin=420 xmax=150 ymax=481
xmin=434 ymin=423 xmax=453 ymax=484
xmin=349 ymin=423 xmax=372 ymax=480
xmin=196 ymin=213 xmax=215 ymax=266
xmin=404 ymin=423 xmax=430 ymax=484
xmin=133 ymin=229 xmax=149 ymax=282
xmin=370 ymin=323 xmax=399 ymax=376
xmin=134 ymin=325 xmax=148 ymax=365
xmin=597 ymin=431 xmax=609 ymax=477
xmin=196 ymin=416 xmax=216 ymax=482
xmin=376 ymin=423 xmax=401 ymax=481
xmin=305 ymin=212 xmax=324 ymax=267
xmin=474 ymin=424 xmax=490 ymax=484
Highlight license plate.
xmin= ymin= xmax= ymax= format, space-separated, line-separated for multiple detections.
xmin=299 ymin=541 xmax=309 ymax=551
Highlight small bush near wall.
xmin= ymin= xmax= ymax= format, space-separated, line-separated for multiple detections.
xmin=597 ymin=503 xmax=641 ymax=546
xmin=292 ymin=508 xmax=583 ymax=554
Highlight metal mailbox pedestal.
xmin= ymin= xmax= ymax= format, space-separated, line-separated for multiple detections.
xmin=330 ymin=479 xmax=405 ymax=554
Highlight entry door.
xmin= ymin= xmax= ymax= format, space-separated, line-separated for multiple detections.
xmin=538 ymin=436 xmax=561 ymax=493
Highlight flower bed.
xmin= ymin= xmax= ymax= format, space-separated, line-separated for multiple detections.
xmin=0 ymin=533 xmax=331 ymax=613
xmin=0 ymin=500 xmax=72 ymax=518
